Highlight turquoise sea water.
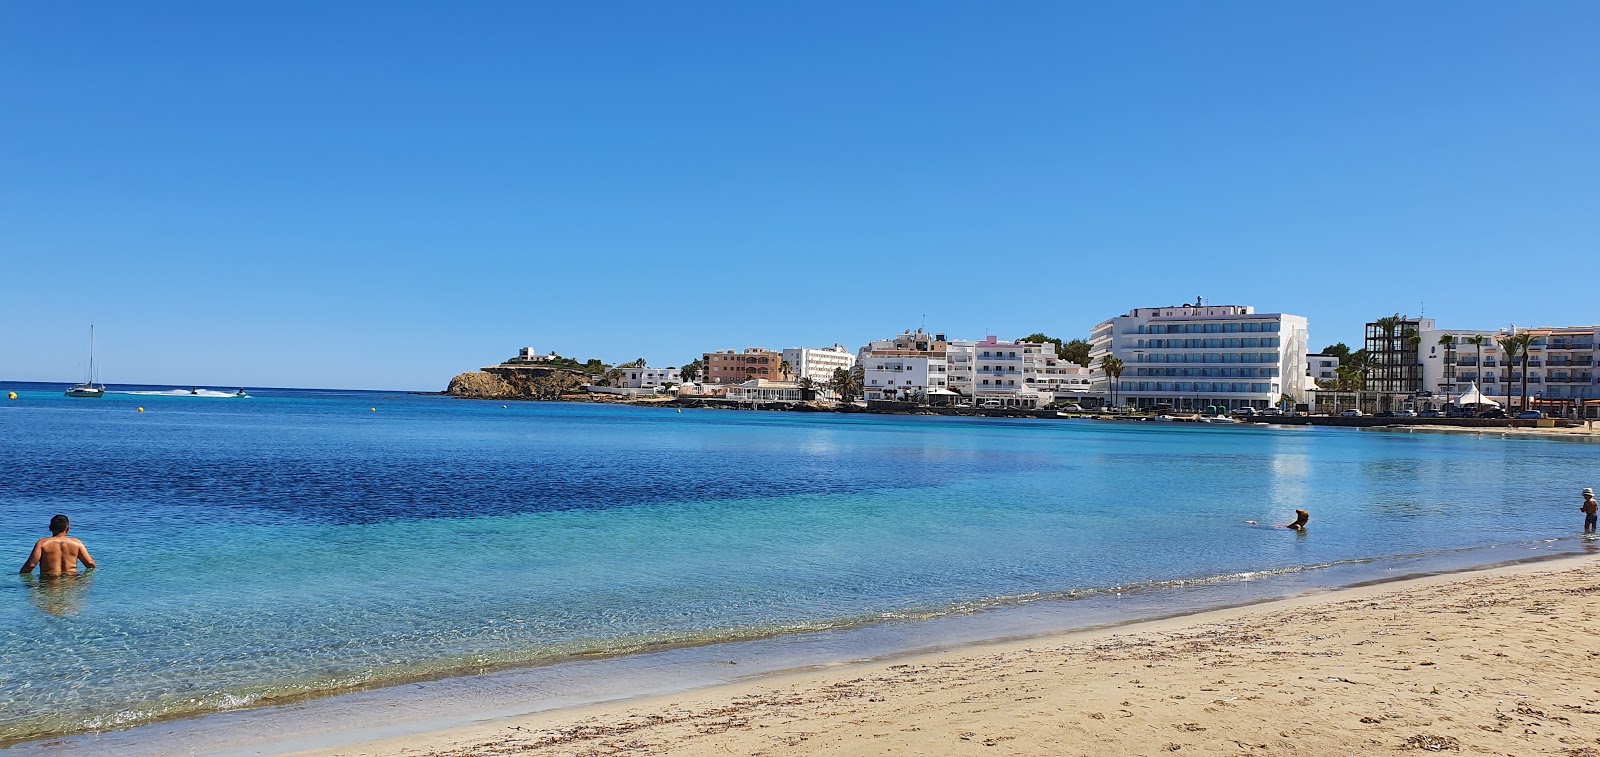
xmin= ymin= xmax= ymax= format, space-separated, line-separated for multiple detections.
xmin=1 ymin=383 xmax=1596 ymax=744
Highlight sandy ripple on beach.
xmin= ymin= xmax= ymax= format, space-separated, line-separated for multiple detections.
xmin=322 ymin=561 xmax=1600 ymax=757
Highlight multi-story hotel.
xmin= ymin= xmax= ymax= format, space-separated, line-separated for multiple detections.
xmin=1088 ymin=303 xmax=1310 ymax=411
xmin=1417 ymin=325 xmax=1598 ymax=414
xmin=859 ymin=329 xmax=951 ymax=402
xmin=702 ymin=348 xmax=782 ymax=385
xmin=780 ymin=345 xmax=856 ymax=383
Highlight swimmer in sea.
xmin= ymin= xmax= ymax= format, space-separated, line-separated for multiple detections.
xmin=1285 ymin=509 xmax=1310 ymax=531
xmin=20 ymin=514 xmax=96 ymax=576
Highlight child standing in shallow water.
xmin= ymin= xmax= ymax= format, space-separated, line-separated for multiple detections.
xmin=1582 ymin=488 xmax=1597 ymax=534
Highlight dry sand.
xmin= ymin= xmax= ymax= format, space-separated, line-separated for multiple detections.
xmin=304 ymin=557 xmax=1600 ymax=756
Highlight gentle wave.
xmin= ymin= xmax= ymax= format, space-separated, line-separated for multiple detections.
xmin=113 ymin=389 xmax=246 ymax=398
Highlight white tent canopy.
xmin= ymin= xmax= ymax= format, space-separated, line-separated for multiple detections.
xmin=1454 ymin=383 xmax=1501 ymax=408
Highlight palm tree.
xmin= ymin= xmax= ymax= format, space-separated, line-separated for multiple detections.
xmin=1339 ymin=353 xmax=1372 ymax=413
xmin=779 ymin=359 xmax=793 ymax=382
xmin=1464 ymin=335 xmax=1487 ymax=396
xmin=1497 ymin=332 xmax=1530 ymax=412
xmin=1099 ymin=356 xmax=1125 ymax=409
xmin=679 ymin=360 xmax=702 ymax=383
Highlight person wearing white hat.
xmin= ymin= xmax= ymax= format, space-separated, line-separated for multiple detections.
xmin=1583 ymin=488 xmax=1597 ymax=534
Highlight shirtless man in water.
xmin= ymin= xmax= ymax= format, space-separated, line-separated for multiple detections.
xmin=20 ymin=515 xmax=96 ymax=575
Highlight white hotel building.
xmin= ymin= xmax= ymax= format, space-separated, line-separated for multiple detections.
xmin=1417 ymin=325 xmax=1599 ymax=414
xmin=1089 ymin=303 xmax=1310 ymax=411
xmin=781 ymin=345 xmax=855 ymax=382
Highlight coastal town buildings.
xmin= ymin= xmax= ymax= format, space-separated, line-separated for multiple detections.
xmin=1364 ymin=316 xmax=1433 ymax=397
xmin=1308 ymin=354 xmax=1341 ymax=384
xmin=945 ymin=337 xmax=1060 ymax=408
xmin=703 ymin=348 xmax=782 ymax=385
xmin=615 ymin=366 xmax=678 ymax=391
xmin=781 ymin=346 xmax=855 ymax=382
xmin=1416 ymin=324 xmax=1599 ymax=415
xmin=1088 ymin=302 xmax=1311 ymax=411
xmin=726 ymin=378 xmax=809 ymax=403
xmin=510 ymin=347 xmax=558 ymax=364
xmin=859 ymin=329 xmax=951 ymax=402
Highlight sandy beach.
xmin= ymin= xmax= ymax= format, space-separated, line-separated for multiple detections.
xmin=299 ymin=556 xmax=1600 ymax=757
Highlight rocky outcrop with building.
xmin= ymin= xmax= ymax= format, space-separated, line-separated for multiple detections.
xmin=446 ymin=364 xmax=589 ymax=401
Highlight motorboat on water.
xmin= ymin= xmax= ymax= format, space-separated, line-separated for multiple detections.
xmin=64 ymin=325 xmax=105 ymax=398
xmin=1199 ymin=415 xmax=1241 ymax=424
xmin=190 ymin=387 xmax=200 ymax=395
xmin=235 ymin=388 xmax=249 ymax=397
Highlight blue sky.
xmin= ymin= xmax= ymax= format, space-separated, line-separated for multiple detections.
xmin=3 ymin=2 xmax=1596 ymax=390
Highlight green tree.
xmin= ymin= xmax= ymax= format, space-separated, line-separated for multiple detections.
xmin=1099 ymin=356 xmax=1125 ymax=408
xmin=679 ymin=360 xmax=702 ymax=383
xmin=779 ymin=359 xmax=793 ymax=381
xmin=1464 ymin=335 xmax=1487 ymax=394
xmin=829 ymin=366 xmax=861 ymax=403
xmin=1497 ymin=332 xmax=1531 ymax=412
xmin=1437 ymin=334 xmax=1457 ymax=404
xmin=583 ymin=358 xmax=608 ymax=375
xmin=1319 ymin=343 xmax=1352 ymax=361
xmin=1018 ymin=333 xmax=1091 ymax=367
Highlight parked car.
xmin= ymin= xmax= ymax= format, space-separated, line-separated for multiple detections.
xmin=1234 ymin=407 xmax=1257 ymax=417
xmin=1376 ymin=410 xmax=1397 ymax=418
xmin=1515 ymin=410 xmax=1544 ymax=419
xmin=1258 ymin=407 xmax=1283 ymax=416
xmin=1341 ymin=409 xmax=1364 ymax=417
xmin=1058 ymin=404 xmax=1086 ymax=413
xmin=1394 ymin=409 xmax=1418 ymax=417
xmin=1419 ymin=410 xmax=1443 ymax=418
xmin=1478 ymin=409 xmax=1507 ymax=419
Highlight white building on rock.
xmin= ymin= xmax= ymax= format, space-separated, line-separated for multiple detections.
xmin=1089 ymin=302 xmax=1310 ymax=411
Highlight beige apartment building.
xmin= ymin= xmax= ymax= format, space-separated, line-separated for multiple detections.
xmin=703 ymin=348 xmax=783 ymax=385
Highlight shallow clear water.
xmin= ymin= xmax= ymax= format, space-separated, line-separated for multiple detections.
xmin=1 ymin=383 xmax=1595 ymax=743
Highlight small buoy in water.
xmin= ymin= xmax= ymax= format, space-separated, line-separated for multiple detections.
xmin=137 ymin=407 xmax=144 ymax=413
xmin=7 ymin=391 xmax=15 ymax=400
xmin=370 ymin=407 xmax=376 ymax=412
xmin=502 ymin=405 xmax=507 ymax=409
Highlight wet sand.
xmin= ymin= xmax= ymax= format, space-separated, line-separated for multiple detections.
xmin=301 ymin=555 xmax=1600 ymax=756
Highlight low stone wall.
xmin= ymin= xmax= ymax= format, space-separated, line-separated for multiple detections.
xmin=1255 ymin=416 xmax=1578 ymax=429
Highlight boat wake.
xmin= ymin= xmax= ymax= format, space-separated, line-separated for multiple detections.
xmin=115 ymin=390 xmax=245 ymax=398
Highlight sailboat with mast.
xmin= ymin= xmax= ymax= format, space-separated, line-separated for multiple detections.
xmin=65 ymin=325 xmax=105 ymax=398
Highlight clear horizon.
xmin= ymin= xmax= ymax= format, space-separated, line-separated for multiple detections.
xmin=3 ymin=2 xmax=1596 ymax=391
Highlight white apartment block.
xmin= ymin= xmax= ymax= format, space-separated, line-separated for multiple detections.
xmin=946 ymin=337 xmax=1057 ymax=408
xmin=616 ymin=366 xmax=678 ymax=390
xmin=1304 ymin=353 xmax=1341 ymax=394
xmin=1089 ymin=303 xmax=1310 ymax=411
xmin=859 ymin=328 xmax=950 ymax=402
xmin=1418 ymin=325 xmax=1599 ymax=413
xmin=781 ymin=346 xmax=856 ymax=382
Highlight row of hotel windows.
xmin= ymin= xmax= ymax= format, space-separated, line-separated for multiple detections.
xmin=1132 ymin=367 xmax=1281 ymax=378
xmin=1457 ymin=374 xmax=1594 ymax=384
xmin=1136 ymin=338 xmax=1281 ymax=349
xmin=1119 ymin=382 xmax=1275 ymax=393
xmin=1139 ymin=321 xmax=1280 ymax=334
xmin=1134 ymin=352 xmax=1281 ymax=364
